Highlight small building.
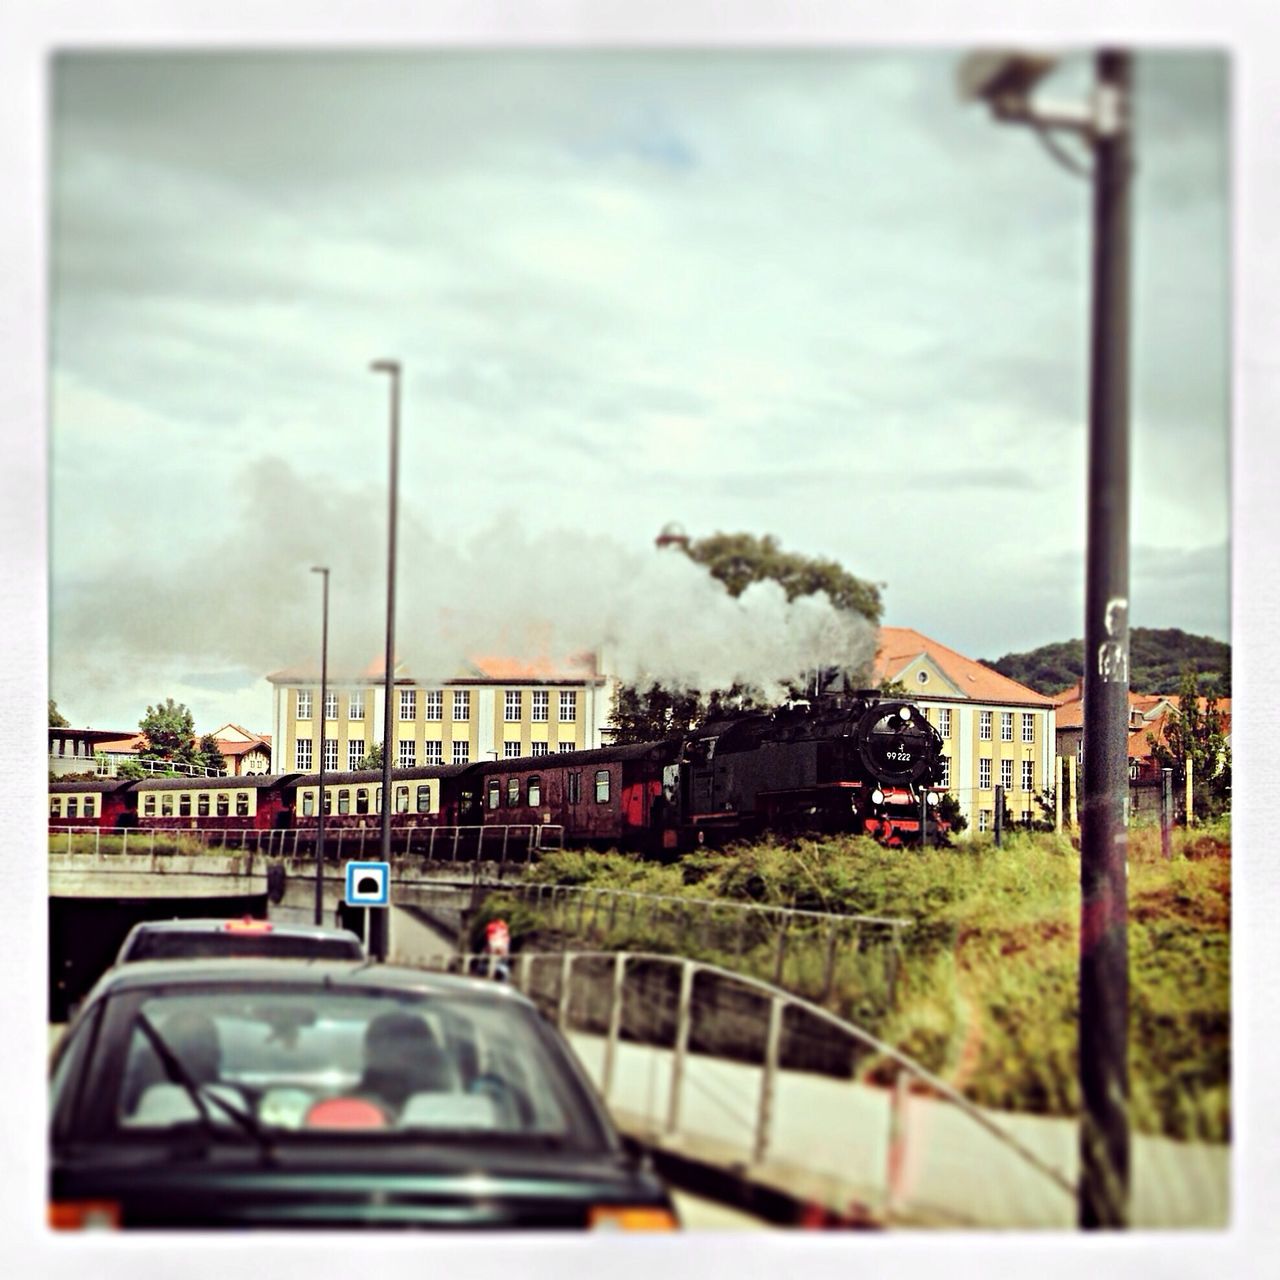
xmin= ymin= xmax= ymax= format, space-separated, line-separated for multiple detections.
xmin=207 ymin=724 xmax=273 ymax=776
xmin=47 ymin=728 xmax=136 ymax=777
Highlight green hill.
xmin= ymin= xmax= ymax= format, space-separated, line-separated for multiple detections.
xmin=982 ymin=627 xmax=1230 ymax=696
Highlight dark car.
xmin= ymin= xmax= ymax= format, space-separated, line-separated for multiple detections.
xmin=49 ymin=959 xmax=678 ymax=1230
xmin=114 ymin=918 xmax=366 ymax=964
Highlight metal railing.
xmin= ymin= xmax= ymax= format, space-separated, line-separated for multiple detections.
xmin=47 ymin=823 xmax=564 ymax=863
xmin=423 ymin=949 xmax=1076 ymax=1224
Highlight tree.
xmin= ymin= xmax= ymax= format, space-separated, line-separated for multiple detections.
xmin=610 ymin=682 xmax=708 ymax=747
xmin=139 ymin=698 xmax=199 ymax=766
xmin=197 ymin=733 xmax=227 ymax=775
xmin=1147 ymin=665 xmax=1231 ymax=819
xmin=355 ymin=743 xmax=384 ymax=771
xmin=49 ymin=699 xmax=69 ymax=727
xmin=115 ymin=757 xmax=148 ymax=780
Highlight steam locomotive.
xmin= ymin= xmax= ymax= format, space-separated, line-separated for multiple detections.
xmin=49 ymin=693 xmax=947 ymax=854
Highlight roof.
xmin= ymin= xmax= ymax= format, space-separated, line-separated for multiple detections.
xmin=873 ymin=627 xmax=1056 ymax=707
xmin=48 ymin=727 xmax=137 ymax=745
xmin=134 ymin=773 xmax=297 ymax=791
xmin=1129 ymin=698 xmax=1232 ymax=761
xmin=94 ymin=733 xmax=149 ymax=753
xmin=293 ymin=764 xmax=471 ymax=787
xmin=465 ymin=652 xmax=602 ymax=682
xmin=123 ymin=919 xmax=361 ymax=942
xmin=216 ymin=737 xmax=272 ymax=758
xmin=89 ymin=958 xmax=534 ymax=1003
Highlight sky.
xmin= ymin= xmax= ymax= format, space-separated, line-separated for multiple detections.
xmin=47 ymin=49 xmax=1230 ymax=735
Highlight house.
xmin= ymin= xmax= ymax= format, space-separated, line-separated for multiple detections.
xmin=47 ymin=727 xmax=136 ymax=777
xmin=266 ymin=651 xmax=615 ymax=776
xmin=207 ymin=724 xmax=273 ymax=776
xmin=870 ymin=627 xmax=1057 ymax=832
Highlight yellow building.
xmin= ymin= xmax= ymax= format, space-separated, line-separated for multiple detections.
xmin=872 ymin=627 xmax=1057 ymax=833
xmin=267 ymin=653 xmax=614 ymax=776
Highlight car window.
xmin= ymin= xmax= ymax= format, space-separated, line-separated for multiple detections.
xmin=124 ymin=934 xmax=362 ymax=962
xmin=98 ymin=988 xmax=601 ymax=1149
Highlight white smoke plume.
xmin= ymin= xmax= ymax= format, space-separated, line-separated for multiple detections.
xmin=51 ymin=461 xmax=877 ymax=722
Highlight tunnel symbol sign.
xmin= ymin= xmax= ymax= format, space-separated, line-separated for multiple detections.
xmin=344 ymin=860 xmax=390 ymax=907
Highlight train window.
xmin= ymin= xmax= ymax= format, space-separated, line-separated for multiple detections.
xmin=50 ymin=797 xmax=60 ymax=817
xmin=356 ymin=788 xmax=369 ymax=815
xmin=567 ymin=772 xmax=580 ymax=804
xmin=338 ymin=790 xmax=350 ymax=815
xmin=302 ymin=791 xmax=314 ymax=817
xmin=375 ymin=787 xmax=383 ymax=813
xmin=396 ymin=785 xmax=410 ymax=814
xmin=487 ymin=780 xmax=500 ymax=810
xmin=527 ymin=776 xmax=541 ymax=807
xmin=216 ymin=793 xmax=229 ymax=818
xmin=323 ymin=790 xmax=333 ymax=815
xmin=595 ymin=770 xmax=610 ymax=804
xmin=236 ymin=792 xmax=249 ymax=817
xmin=416 ymin=784 xmax=431 ymax=813
xmin=197 ymin=793 xmax=210 ymax=817
xmin=67 ymin=797 xmax=78 ymax=818
xmin=507 ymin=778 xmax=520 ymax=807
xmin=143 ymin=794 xmax=156 ymax=817
xmin=161 ymin=794 xmax=174 ymax=817
xmin=179 ymin=793 xmax=192 ymax=817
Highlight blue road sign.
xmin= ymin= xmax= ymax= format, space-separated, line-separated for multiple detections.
xmin=344 ymin=860 xmax=390 ymax=907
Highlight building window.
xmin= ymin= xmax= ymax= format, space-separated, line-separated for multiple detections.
xmin=567 ymin=772 xmax=581 ymax=803
xmin=416 ymin=784 xmax=432 ymax=814
xmin=179 ymin=793 xmax=192 ymax=817
xmin=558 ymin=741 xmax=576 ymax=753
xmin=504 ymin=741 xmax=523 ymax=759
xmin=395 ymin=785 xmax=409 ymax=814
xmin=67 ymin=797 xmax=79 ymax=818
xmin=216 ymin=793 xmax=228 ymax=818
xmin=324 ymin=691 xmax=338 ymax=720
xmin=302 ymin=791 xmax=314 ymax=817
xmin=198 ymin=793 xmax=210 ymax=817
xmin=938 ymin=708 xmax=952 ymax=737
xmin=487 ymin=780 xmax=500 ymax=810
xmin=296 ymin=739 xmax=312 ymax=771
xmin=236 ymin=792 xmax=249 ymax=817
xmin=978 ymin=809 xmax=991 ymax=833
xmin=1022 ymin=759 xmax=1035 ymax=791
xmin=50 ymin=797 xmax=59 ymax=817
xmin=1021 ymin=809 xmax=1032 ymax=824
xmin=1000 ymin=712 xmax=1014 ymax=742
xmin=1022 ymin=713 xmax=1035 ymax=743
xmin=400 ymin=688 xmax=416 ymax=720
xmin=424 ymin=740 xmax=442 ymax=766
xmin=452 ymin=741 xmax=470 ymax=765
xmin=323 ymin=790 xmax=333 ymax=816
xmin=595 ymin=769 xmax=610 ymax=804
xmin=355 ymin=788 xmax=370 ymax=815
xmin=349 ymin=691 xmax=364 ymax=720
xmin=531 ymin=690 xmax=549 ymax=722
xmin=1001 ymin=759 xmax=1013 ymax=790
xmin=979 ymin=711 xmax=992 ymax=741
xmin=160 ymin=794 xmax=174 ymax=816
xmin=530 ymin=741 xmax=549 ymax=757
xmin=528 ymin=776 xmax=541 ymax=806
xmin=1077 ymin=740 xmax=1084 ymax=765
xmin=324 ymin=738 xmax=338 ymax=771
xmin=348 ymin=740 xmax=365 ymax=770
xmin=979 ymin=758 xmax=992 ymax=790
xmin=453 ymin=690 xmax=470 ymax=721
xmin=939 ymin=755 xmax=951 ymax=788
xmin=398 ymin=740 xmax=416 ymax=768
xmin=297 ymin=690 xmax=312 ymax=719
xmin=425 ymin=690 xmax=442 ymax=721
xmin=507 ymin=778 xmax=520 ymax=806
xmin=337 ymin=790 xmax=350 ymax=815
xmin=559 ymin=691 xmax=577 ymax=722
xmin=504 ymin=690 xmax=522 ymax=721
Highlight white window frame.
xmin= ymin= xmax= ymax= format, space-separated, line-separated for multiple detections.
xmin=348 ymin=740 xmax=365 ymax=771
xmin=531 ymin=690 xmax=549 ymax=722
xmin=348 ymin=691 xmax=364 ymax=720
xmin=324 ymin=691 xmax=338 ymax=720
xmin=938 ymin=707 xmax=952 ymax=737
xmin=1000 ymin=711 xmax=1014 ymax=742
xmin=979 ymin=757 xmax=991 ymax=790
xmin=559 ymin=691 xmax=577 ymax=722
xmin=978 ymin=809 xmax=991 ymax=833
xmin=504 ymin=690 xmax=522 ymax=722
xmin=558 ymin=741 xmax=576 ymax=753
xmin=453 ymin=690 xmax=470 ymax=721
xmin=939 ymin=755 xmax=951 ymax=788
xmin=504 ymin=740 xmax=523 ymax=759
xmin=530 ymin=741 xmax=549 ymax=756
xmin=424 ymin=740 xmax=443 ymax=766
xmin=399 ymin=688 xmax=416 ymax=721
xmin=1022 ymin=759 xmax=1035 ymax=792
xmin=297 ymin=690 xmax=312 ymax=720
xmin=323 ymin=738 xmax=338 ymax=771
xmin=398 ymin=740 xmax=416 ymax=768
xmin=452 ymin=740 xmax=470 ymax=764
xmin=1022 ymin=713 xmax=1035 ymax=743
xmin=979 ymin=710 xmax=992 ymax=741
xmin=1000 ymin=758 xmax=1013 ymax=790
xmin=296 ymin=739 xmax=313 ymax=771
xmin=425 ymin=690 xmax=442 ymax=722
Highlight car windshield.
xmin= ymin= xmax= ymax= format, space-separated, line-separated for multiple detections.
xmin=124 ymin=933 xmax=360 ymax=961
xmin=105 ymin=987 xmax=599 ymax=1148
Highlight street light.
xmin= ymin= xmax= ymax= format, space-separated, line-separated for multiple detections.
xmin=961 ymin=49 xmax=1133 ymax=1230
xmin=370 ymin=359 xmax=401 ymax=963
xmin=310 ymin=565 xmax=329 ymax=926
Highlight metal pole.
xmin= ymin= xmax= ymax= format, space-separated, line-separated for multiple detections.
xmin=601 ymin=952 xmax=627 ymax=1104
xmin=371 ymin=359 xmax=401 ymax=963
xmin=753 ymin=994 xmax=783 ymax=1165
xmin=557 ymin=952 xmax=574 ymax=1031
xmin=1079 ymin=48 xmax=1133 ymax=1230
xmin=1160 ymin=767 xmax=1173 ymax=860
xmin=994 ymin=784 xmax=1004 ymax=846
xmin=312 ymin=565 xmax=329 ymax=925
xmin=666 ymin=959 xmax=695 ymax=1135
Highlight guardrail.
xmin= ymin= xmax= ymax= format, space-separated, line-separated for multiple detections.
xmin=47 ymin=824 xmax=564 ymax=863
xmin=425 ymin=949 xmax=1076 ymax=1226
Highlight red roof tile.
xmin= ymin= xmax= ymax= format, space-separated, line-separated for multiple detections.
xmin=873 ymin=627 xmax=1055 ymax=706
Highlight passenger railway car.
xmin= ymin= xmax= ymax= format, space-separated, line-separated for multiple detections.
xmin=132 ymin=774 xmax=299 ymax=832
xmin=49 ymin=779 xmax=137 ymax=830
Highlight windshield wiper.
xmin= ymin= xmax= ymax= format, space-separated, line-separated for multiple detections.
xmin=134 ymin=1012 xmax=276 ymax=1165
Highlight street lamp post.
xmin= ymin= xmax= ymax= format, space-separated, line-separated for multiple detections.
xmin=370 ymin=359 xmax=401 ymax=963
xmin=311 ymin=566 xmax=329 ymax=926
xmin=961 ymin=48 xmax=1134 ymax=1228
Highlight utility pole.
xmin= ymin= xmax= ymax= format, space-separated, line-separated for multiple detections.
xmin=311 ymin=565 xmax=329 ymax=925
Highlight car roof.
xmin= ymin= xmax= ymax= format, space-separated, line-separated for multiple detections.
xmin=125 ymin=919 xmax=361 ymax=942
xmin=92 ymin=958 xmax=534 ymax=1006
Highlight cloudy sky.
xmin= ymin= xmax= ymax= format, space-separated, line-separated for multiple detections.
xmin=47 ymin=49 xmax=1229 ymax=734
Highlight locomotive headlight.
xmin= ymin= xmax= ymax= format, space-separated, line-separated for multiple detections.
xmin=898 ymin=707 xmax=910 ymax=721
xmin=871 ymin=789 xmax=885 ymax=805
xmin=926 ymin=792 xmax=940 ymax=807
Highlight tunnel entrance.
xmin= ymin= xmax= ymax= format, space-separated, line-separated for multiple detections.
xmin=49 ymin=893 xmax=269 ymax=1022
